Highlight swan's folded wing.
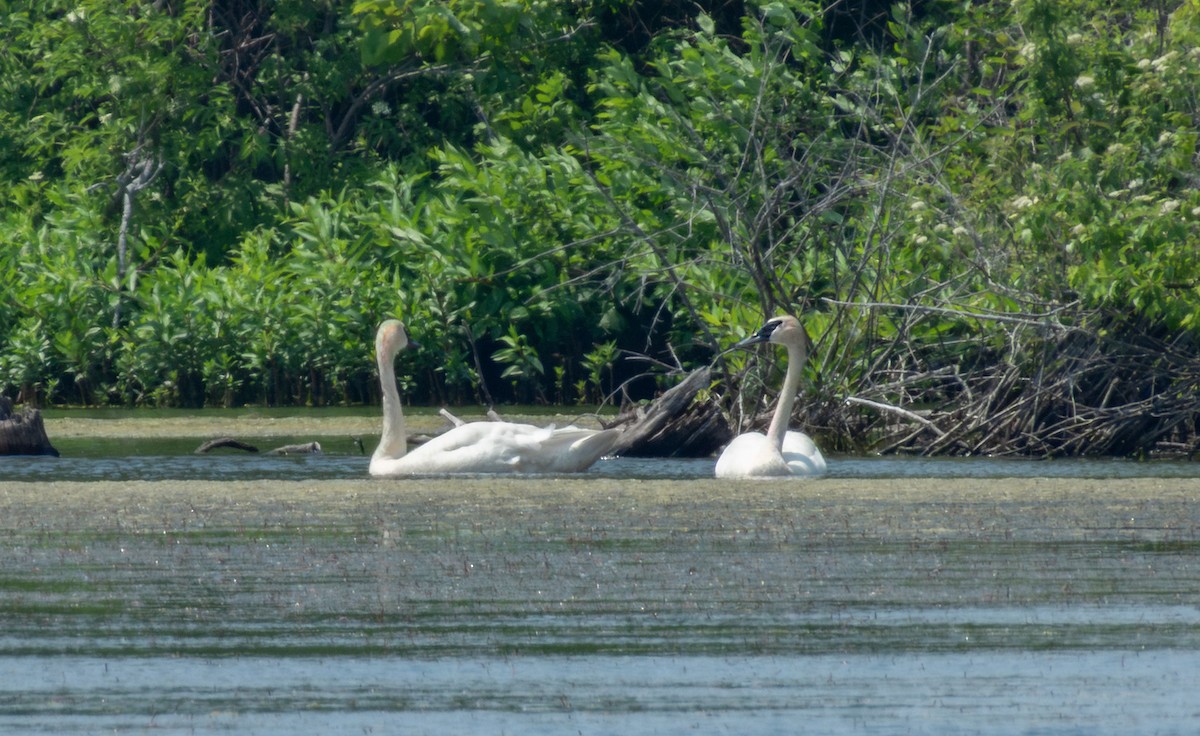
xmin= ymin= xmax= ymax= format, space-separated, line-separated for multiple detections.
xmin=781 ymin=431 xmax=827 ymax=475
xmin=393 ymin=422 xmax=541 ymax=473
xmin=515 ymin=426 xmax=623 ymax=473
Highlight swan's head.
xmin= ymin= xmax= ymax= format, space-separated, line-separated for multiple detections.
xmin=732 ymin=315 xmax=811 ymax=352
xmin=376 ymin=319 xmax=410 ymax=360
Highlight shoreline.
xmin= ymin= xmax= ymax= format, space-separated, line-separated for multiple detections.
xmin=41 ymin=408 xmax=610 ymax=440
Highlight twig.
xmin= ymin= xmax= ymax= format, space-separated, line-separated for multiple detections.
xmin=822 ymin=298 xmax=1080 ymax=331
xmin=843 ymin=395 xmax=946 ymax=438
xmin=439 ymin=408 xmax=466 ymax=427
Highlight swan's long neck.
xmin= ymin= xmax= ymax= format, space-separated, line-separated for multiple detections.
xmin=374 ymin=342 xmax=408 ymax=460
xmin=765 ymin=342 xmax=805 ymax=450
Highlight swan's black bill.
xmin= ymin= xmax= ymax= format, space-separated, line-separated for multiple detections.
xmin=725 ymin=319 xmax=782 ymax=351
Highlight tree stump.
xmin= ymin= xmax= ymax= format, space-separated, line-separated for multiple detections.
xmin=0 ymin=397 xmax=59 ymax=456
xmin=608 ymin=367 xmax=732 ymax=458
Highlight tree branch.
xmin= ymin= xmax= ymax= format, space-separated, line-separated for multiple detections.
xmin=821 ymin=297 xmax=1082 ymax=331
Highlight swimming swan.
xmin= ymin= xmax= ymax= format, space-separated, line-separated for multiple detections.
xmin=714 ymin=315 xmax=827 ymax=478
xmin=369 ymin=319 xmax=621 ymax=476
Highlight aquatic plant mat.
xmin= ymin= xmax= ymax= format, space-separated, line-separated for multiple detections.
xmin=3 ymin=475 xmax=1200 ymax=732
xmin=4 ymin=476 xmax=1200 ymax=658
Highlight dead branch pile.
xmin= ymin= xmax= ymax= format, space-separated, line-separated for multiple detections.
xmin=825 ymin=322 xmax=1200 ymax=458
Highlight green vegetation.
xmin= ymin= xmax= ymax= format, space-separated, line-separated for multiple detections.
xmin=3 ymin=0 xmax=1199 ymax=455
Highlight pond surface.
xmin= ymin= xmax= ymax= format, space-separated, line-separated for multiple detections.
xmin=10 ymin=434 xmax=1200 ymax=483
xmin=3 ymin=415 xmax=1200 ymax=734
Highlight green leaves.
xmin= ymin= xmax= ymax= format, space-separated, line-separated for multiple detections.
xmin=3 ymin=0 xmax=1200 ymax=418
xmin=354 ymin=0 xmax=570 ymax=67
xmin=0 ymin=317 xmax=53 ymax=404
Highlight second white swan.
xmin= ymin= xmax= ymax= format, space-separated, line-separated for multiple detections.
xmin=714 ymin=315 xmax=827 ymax=479
xmin=369 ymin=319 xmax=621 ymax=476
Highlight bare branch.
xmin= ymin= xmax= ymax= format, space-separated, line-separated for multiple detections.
xmin=821 ymin=297 xmax=1082 ymax=331
xmin=113 ymin=147 xmax=164 ymax=329
xmin=843 ymin=395 xmax=947 ymax=438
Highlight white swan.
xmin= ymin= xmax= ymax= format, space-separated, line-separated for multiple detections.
xmin=369 ymin=319 xmax=621 ymax=476
xmin=715 ymin=315 xmax=827 ymax=478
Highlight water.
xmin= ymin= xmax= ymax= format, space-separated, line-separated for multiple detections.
xmin=8 ymin=435 xmax=1200 ymax=482
xmin=6 ymin=651 xmax=1199 ymax=734
xmin=3 ymin=432 xmax=1200 ymax=734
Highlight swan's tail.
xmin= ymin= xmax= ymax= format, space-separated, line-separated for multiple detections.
xmin=535 ymin=426 xmax=623 ymax=472
xmin=568 ymin=427 xmax=623 ymax=458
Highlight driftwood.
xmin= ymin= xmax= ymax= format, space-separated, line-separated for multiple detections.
xmin=608 ymin=367 xmax=732 ymax=458
xmin=195 ymin=437 xmax=322 ymax=455
xmin=0 ymin=397 xmax=59 ymax=456
xmin=195 ymin=437 xmax=259 ymax=453
xmin=266 ymin=441 xmax=322 ymax=455
xmin=438 ymin=408 xmax=466 ymax=427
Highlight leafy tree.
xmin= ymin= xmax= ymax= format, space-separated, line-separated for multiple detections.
xmin=3 ymin=0 xmax=1200 ymax=456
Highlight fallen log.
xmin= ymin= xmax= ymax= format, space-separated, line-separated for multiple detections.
xmin=608 ymin=367 xmax=732 ymax=458
xmin=0 ymin=397 xmax=59 ymax=457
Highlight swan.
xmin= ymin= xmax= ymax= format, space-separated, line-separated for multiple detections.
xmin=714 ymin=315 xmax=827 ymax=478
xmin=369 ymin=319 xmax=621 ymax=476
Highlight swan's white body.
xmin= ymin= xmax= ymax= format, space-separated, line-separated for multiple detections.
xmin=715 ymin=316 xmax=827 ymax=479
xmin=369 ymin=320 xmax=620 ymax=476
xmin=715 ymin=429 xmax=826 ymax=478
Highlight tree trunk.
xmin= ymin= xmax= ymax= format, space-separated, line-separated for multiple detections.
xmin=0 ymin=397 xmax=59 ymax=456
xmin=608 ymin=367 xmax=732 ymax=458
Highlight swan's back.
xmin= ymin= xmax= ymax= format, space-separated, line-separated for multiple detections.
xmin=714 ymin=432 xmax=791 ymax=478
xmin=714 ymin=430 xmax=826 ymax=479
xmin=370 ymin=421 xmax=620 ymax=476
